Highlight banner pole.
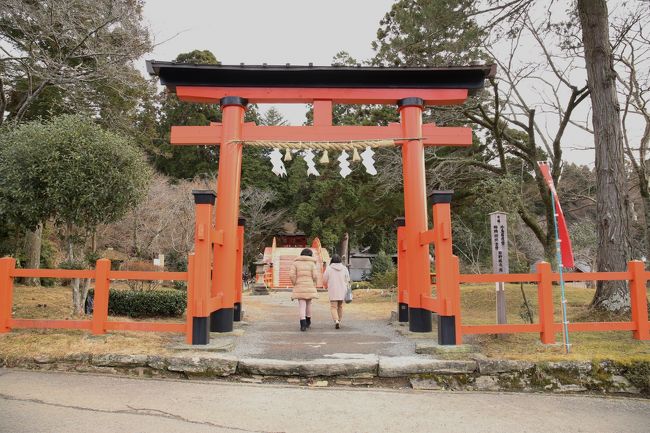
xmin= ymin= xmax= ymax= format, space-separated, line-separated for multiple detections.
xmin=551 ymin=190 xmax=571 ymax=354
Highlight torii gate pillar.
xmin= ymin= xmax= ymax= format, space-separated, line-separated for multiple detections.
xmin=399 ymin=98 xmax=433 ymax=332
xmin=210 ymin=97 xmax=247 ymax=332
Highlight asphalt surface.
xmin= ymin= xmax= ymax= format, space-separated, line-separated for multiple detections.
xmin=231 ymin=292 xmax=416 ymax=360
xmin=1 ymin=370 xmax=648 ymax=433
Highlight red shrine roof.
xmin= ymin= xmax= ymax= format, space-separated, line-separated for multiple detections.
xmin=146 ymin=61 xmax=496 ymax=94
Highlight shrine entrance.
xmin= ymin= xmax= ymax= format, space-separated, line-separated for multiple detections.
xmin=147 ymin=61 xmax=494 ymax=345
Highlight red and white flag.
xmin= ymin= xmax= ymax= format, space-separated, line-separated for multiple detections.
xmin=538 ymin=162 xmax=575 ymax=268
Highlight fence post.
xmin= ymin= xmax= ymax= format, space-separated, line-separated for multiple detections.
xmin=629 ymin=260 xmax=649 ymax=340
xmin=185 ymin=254 xmax=196 ymax=344
xmin=92 ymin=258 xmax=111 ymax=335
xmin=234 ymin=217 xmax=246 ymax=322
xmin=536 ymin=261 xmax=556 ymax=344
xmin=0 ymin=257 xmax=16 ymax=333
xmin=431 ymin=191 xmax=457 ymax=344
xmin=450 ymin=255 xmax=463 ymax=345
xmin=394 ymin=217 xmax=408 ymax=322
xmin=192 ymin=189 xmax=216 ymax=344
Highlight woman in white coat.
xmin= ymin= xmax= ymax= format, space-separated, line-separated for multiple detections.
xmin=322 ymin=254 xmax=350 ymax=329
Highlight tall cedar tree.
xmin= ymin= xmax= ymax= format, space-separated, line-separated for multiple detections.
xmin=578 ymin=0 xmax=631 ymax=313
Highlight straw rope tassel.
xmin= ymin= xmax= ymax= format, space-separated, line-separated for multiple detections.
xmin=284 ymin=148 xmax=292 ymax=161
xmin=319 ymin=149 xmax=330 ymax=164
xmin=229 ymin=137 xmax=423 ymax=151
xmin=352 ymin=147 xmax=361 ymax=162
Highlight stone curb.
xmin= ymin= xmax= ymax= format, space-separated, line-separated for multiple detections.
xmin=0 ymin=353 xmax=647 ymax=396
xmin=378 ymin=357 xmax=477 ymax=377
xmin=238 ymin=357 xmax=378 ymax=377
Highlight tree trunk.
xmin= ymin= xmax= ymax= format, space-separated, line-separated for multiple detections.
xmin=339 ymin=232 xmax=350 ymax=266
xmin=71 ymin=277 xmax=82 ymax=315
xmin=74 ymin=278 xmax=91 ymax=316
xmin=23 ymin=223 xmax=43 ymax=286
xmin=641 ymin=186 xmax=650 ymax=260
xmin=578 ymin=0 xmax=631 ymax=313
xmin=0 ymin=77 xmax=6 ymax=126
xmin=65 ymin=223 xmax=83 ymax=316
xmin=132 ymin=211 xmax=139 ymax=256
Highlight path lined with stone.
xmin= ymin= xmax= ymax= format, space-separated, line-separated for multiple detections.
xmin=232 ymin=292 xmax=418 ymax=360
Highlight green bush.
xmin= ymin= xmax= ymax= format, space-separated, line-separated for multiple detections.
xmin=370 ymin=269 xmax=397 ymax=291
xmin=371 ymin=251 xmax=394 ymax=278
xmin=165 ymin=250 xmax=187 ymax=272
xmin=88 ymin=288 xmax=186 ymax=318
xmin=172 ymin=280 xmax=187 ymax=291
xmin=58 ymin=259 xmax=88 ymax=287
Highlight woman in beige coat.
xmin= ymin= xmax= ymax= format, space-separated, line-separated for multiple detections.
xmin=289 ymin=248 xmax=319 ymax=331
xmin=322 ymin=254 xmax=350 ymax=329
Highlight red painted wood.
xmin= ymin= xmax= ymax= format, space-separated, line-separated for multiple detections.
xmin=92 ymin=259 xmax=110 ymax=335
xmin=185 ymin=254 xmax=195 ymax=344
xmin=170 ymin=124 xmax=473 ymax=147
xmin=171 ymin=123 xmax=222 ymax=145
xmin=11 ymin=319 xmax=92 ymax=330
xmin=628 ymin=260 xmax=649 ymax=340
xmin=11 ymin=268 xmax=95 ymax=279
xmin=462 ymin=323 xmax=541 ymax=334
xmin=0 ymin=257 xmax=15 ymax=332
xmin=105 ymin=321 xmax=185 ymax=333
xmin=537 ymin=262 xmax=556 ymax=344
xmin=176 ymin=86 xmax=469 ymax=105
xmin=459 ymin=273 xmax=539 ymax=283
xmin=313 ymin=100 xmax=333 ymax=126
xmin=421 ymin=295 xmax=439 ymax=312
xmin=109 ymin=271 xmax=188 ymax=281
xmin=557 ymin=322 xmax=636 ymax=332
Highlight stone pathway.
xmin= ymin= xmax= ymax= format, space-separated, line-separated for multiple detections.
xmin=230 ymin=292 xmax=417 ymax=360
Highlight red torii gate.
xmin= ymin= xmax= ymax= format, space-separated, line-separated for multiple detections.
xmin=148 ymin=62 xmax=494 ymax=345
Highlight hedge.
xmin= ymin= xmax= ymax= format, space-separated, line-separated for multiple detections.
xmin=88 ymin=289 xmax=186 ymax=318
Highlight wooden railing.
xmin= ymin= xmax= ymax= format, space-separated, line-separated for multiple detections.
xmin=3 ymin=257 xmax=648 ymax=346
xmin=0 ymin=257 xmax=194 ymax=339
xmin=456 ymin=261 xmax=649 ymax=343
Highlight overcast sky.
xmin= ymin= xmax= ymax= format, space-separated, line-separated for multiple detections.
xmin=139 ymin=1 xmax=631 ymax=167
xmin=142 ymin=0 xmax=394 ymax=126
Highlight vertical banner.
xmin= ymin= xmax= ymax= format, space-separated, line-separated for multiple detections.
xmin=538 ymin=163 xmax=575 ymax=268
xmin=490 ymin=212 xmax=509 ymax=325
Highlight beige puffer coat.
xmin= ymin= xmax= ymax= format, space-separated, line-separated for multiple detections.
xmin=289 ymin=256 xmax=319 ymax=300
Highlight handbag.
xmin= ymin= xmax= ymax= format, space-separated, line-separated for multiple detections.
xmin=344 ymin=283 xmax=353 ymax=304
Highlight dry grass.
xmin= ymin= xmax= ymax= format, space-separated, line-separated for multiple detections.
xmin=344 ymin=284 xmax=650 ymax=362
xmin=0 ymin=284 xmax=181 ymax=358
xmin=0 ymin=330 xmax=175 ymax=358
xmin=12 ymin=284 xmax=74 ymax=320
xmin=345 ymin=288 xmax=395 ymax=319
xmin=460 ymin=283 xmax=650 ymax=362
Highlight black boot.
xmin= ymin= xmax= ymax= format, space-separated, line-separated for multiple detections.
xmin=305 ymin=317 xmax=311 ymax=329
xmin=300 ymin=319 xmax=307 ymax=332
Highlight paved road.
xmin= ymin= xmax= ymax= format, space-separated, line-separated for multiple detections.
xmin=232 ymin=292 xmax=416 ymax=360
xmin=1 ymin=370 xmax=648 ymax=433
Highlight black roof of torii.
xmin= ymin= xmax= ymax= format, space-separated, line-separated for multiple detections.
xmin=146 ymin=61 xmax=496 ymax=93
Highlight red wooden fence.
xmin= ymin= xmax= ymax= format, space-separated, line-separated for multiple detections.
xmin=0 ymin=257 xmax=194 ymax=341
xmin=457 ymin=260 xmax=649 ymax=344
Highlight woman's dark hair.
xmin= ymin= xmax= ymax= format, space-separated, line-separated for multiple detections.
xmin=330 ymin=254 xmax=342 ymax=264
xmin=300 ymin=248 xmax=313 ymax=257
